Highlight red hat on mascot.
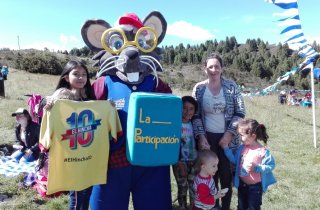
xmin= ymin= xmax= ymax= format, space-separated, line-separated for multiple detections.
xmin=119 ymin=13 xmax=144 ymax=29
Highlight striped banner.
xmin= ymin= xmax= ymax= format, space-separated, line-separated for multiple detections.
xmin=245 ymin=0 xmax=320 ymax=96
xmin=265 ymin=0 xmax=319 ymax=69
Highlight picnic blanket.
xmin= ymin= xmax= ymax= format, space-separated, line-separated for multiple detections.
xmin=0 ymin=156 xmax=36 ymax=176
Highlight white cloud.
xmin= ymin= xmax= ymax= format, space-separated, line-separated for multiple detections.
xmin=59 ymin=34 xmax=80 ymax=45
xmin=167 ymin=21 xmax=215 ymax=41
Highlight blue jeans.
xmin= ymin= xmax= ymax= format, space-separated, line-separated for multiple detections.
xmin=11 ymin=150 xmax=36 ymax=162
xmin=69 ymin=187 xmax=93 ymax=210
xmin=237 ymin=180 xmax=262 ymax=210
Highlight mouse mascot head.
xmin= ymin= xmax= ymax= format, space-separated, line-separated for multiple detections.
xmin=81 ymin=11 xmax=167 ymax=85
xmin=81 ymin=12 xmax=173 ymax=210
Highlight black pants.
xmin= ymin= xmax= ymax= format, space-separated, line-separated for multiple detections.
xmin=207 ymin=132 xmax=233 ymax=210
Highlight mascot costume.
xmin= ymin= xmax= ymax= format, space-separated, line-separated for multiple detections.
xmin=81 ymin=11 xmax=173 ymax=210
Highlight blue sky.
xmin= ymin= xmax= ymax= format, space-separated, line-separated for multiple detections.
xmin=0 ymin=0 xmax=319 ymax=51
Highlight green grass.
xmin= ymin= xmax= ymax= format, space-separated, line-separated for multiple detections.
xmin=1 ymin=69 xmax=320 ymax=209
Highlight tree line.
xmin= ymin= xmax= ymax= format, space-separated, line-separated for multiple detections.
xmin=1 ymin=36 xmax=319 ymax=90
xmin=64 ymin=36 xmax=320 ymax=89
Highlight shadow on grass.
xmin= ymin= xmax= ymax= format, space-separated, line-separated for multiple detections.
xmin=285 ymin=113 xmax=320 ymax=128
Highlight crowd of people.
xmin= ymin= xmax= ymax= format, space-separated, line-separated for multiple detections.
xmin=278 ymin=89 xmax=313 ymax=107
xmin=2 ymin=53 xmax=277 ymax=210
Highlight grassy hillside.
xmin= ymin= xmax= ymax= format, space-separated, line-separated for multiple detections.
xmin=0 ymin=69 xmax=58 ymax=146
xmin=1 ymin=70 xmax=320 ymax=209
xmin=0 ymin=48 xmax=274 ymax=93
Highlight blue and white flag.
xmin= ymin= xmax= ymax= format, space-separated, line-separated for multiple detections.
xmin=265 ymin=0 xmax=319 ymax=71
xmin=242 ymin=0 xmax=319 ymax=97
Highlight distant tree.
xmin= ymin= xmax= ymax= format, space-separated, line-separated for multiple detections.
xmin=80 ymin=46 xmax=90 ymax=57
xmin=225 ymin=37 xmax=232 ymax=53
xmin=199 ymin=43 xmax=207 ymax=52
xmin=251 ymin=60 xmax=263 ymax=77
xmin=216 ymin=41 xmax=225 ymax=54
xmin=176 ymin=43 xmax=185 ymax=54
xmin=187 ymin=49 xmax=193 ymax=64
xmin=69 ymin=48 xmax=81 ymax=56
xmin=248 ymin=39 xmax=258 ymax=52
xmin=167 ymin=46 xmax=175 ymax=65
xmin=174 ymin=53 xmax=182 ymax=65
xmin=229 ymin=36 xmax=238 ymax=49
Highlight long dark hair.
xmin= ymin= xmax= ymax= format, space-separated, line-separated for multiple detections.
xmin=24 ymin=110 xmax=33 ymax=124
xmin=35 ymin=152 xmax=47 ymax=172
xmin=182 ymin=96 xmax=198 ymax=113
xmin=56 ymin=60 xmax=96 ymax=100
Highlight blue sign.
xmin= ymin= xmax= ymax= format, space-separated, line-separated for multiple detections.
xmin=127 ymin=92 xmax=182 ymax=166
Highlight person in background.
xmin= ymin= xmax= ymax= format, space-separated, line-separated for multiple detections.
xmin=193 ymin=150 xmax=226 ymax=210
xmin=173 ymin=96 xmax=199 ymax=210
xmin=221 ymin=118 xmax=276 ymax=210
xmin=43 ymin=60 xmax=96 ymax=210
xmin=287 ymin=89 xmax=300 ymax=106
xmin=11 ymin=108 xmax=40 ymax=162
xmin=192 ymin=53 xmax=246 ymax=210
xmin=278 ymin=90 xmax=287 ymax=105
xmin=302 ymin=91 xmax=312 ymax=107
xmin=1 ymin=64 xmax=8 ymax=80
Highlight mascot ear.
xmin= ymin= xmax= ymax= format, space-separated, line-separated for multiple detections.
xmin=143 ymin=11 xmax=167 ymax=45
xmin=81 ymin=20 xmax=111 ymax=51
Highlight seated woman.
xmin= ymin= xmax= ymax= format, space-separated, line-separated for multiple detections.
xmin=11 ymin=108 xmax=40 ymax=162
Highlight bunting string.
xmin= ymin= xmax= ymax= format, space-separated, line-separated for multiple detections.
xmin=244 ymin=0 xmax=320 ymax=97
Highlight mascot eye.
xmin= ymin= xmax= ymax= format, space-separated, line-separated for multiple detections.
xmin=135 ymin=28 xmax=157 ymax=52
xmin=113 ymin=40 xmax=124 ymax=50
xmin=138 ymin=37 xmax=147 ymax=49
xmin=109 ymin=34 xmax=124 ymax=50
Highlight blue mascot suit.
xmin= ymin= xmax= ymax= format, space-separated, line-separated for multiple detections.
xmin=81 ymin=12 xmax=173 ymax=210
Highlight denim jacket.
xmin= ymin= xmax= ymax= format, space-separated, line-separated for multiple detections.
xmin=224 ymin=144 xmax=277 ymax=192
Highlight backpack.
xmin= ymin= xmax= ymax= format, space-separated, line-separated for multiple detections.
xmin=26 ymin=94 xmax=43 ymax=124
